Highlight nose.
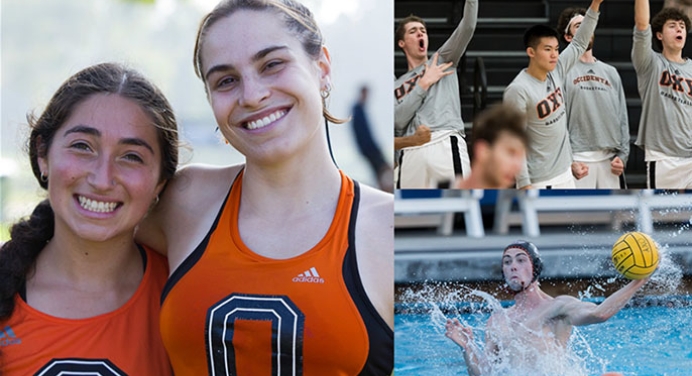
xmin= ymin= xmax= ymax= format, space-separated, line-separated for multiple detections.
xmin=238 ymin=75 xmax=270 ymax=108
xmin=511 ymin=156 xmax=524 ymax=173
xmin=87 ymin=155 xmax=116 ymax=191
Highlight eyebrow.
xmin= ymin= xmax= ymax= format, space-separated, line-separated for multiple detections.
xmin=63 ymin=124 xmax=155 ymax=154
xmin=204 ymin=45 xmax=289 ymax=82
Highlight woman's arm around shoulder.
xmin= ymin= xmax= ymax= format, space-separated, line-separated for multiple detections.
xmin=136 ymin=163 xmax=244 ymax=267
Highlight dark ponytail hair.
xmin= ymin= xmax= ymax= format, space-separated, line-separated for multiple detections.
xmin=0 ymin=200 xmax=54 ymax=322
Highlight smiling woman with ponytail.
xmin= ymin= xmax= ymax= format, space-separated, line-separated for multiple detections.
xmin=0 ymin=62 xmax=178 ymax=375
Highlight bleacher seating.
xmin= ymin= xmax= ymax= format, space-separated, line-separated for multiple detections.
xmin=494 ymin=190 xmax=692 ymax=236
xmin=394 ymin=0 xmax=692 ymax=188
xmin=395 ymin=189 xmax=485 ymax=237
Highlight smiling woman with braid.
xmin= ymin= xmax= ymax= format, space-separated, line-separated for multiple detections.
xmin=0 ymin=63 xmax=178 ymax=375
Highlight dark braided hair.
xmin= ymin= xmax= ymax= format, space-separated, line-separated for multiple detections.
xmin=0 ymin=200 xmax=54 ymax=320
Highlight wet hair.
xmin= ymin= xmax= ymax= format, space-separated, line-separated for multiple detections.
xmin=524 ymin=24 xmax=560 ymax=49
xmin=556 ymin=7 xmax=587 ymax=44
xmin=193 ymin=0 xmax=344 ymax=124
xmin=471 ymin=104 xmax=528 ymax=153
xmin=395 ymin=15 xmax=426 ymax=44
xmin=502 ymin=240 xmax=543 ymax=284
xmin=651 ymin=7 xmax=691 ymax=52
xmin=0 ymin=62 xmax=179 ymax=325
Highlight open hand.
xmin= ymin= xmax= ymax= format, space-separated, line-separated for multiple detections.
xmin=419 ymin=53 xmax=454 ymax=90
xmin=445 ymin=318 xmax=474 ymax=349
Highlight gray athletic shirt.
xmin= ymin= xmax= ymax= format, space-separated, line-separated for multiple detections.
xmin=632 ymin=26 xmax=692 ymax=158
xmin=394 ymin=0 xmax=478 ymax=138
xmin=564 ymin=59 xmax=630 ymax=163
xmin=503 ymin=8 xmax=599 ymax=187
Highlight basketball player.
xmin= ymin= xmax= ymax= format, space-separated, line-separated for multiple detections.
xmin=633 ymin=0 xmax=692 ymax=188
xmin=445 ymin=241 xmax=649 ymax=375
xmin=503 ymin=0 xmax=604 ymax=189
xmin=394 ymin=0 xmax=478 ymax=189
xmin=455 ymin=104 xmax=528 ymax=188
xmin=558 ymin=7 xmax=630 ymax=189
xmin=135 ymin=0 xmax=393 ymax=374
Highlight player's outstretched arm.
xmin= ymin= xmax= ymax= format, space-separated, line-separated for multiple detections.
xmin=632 ymin=0 xmax=655 ymax=71
xmin=557 ymin=278 xmax=648 ymax=326
xmin=635 ymin=0 xmax=650 ymax=31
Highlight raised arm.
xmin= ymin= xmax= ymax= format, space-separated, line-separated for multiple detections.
xmin=557 ymin=1 xmax=602 ymax=77
xmin=632 ymin=0 xmax=655 ymax=72
xmin=557 ymin=278 xmax=648 ymax=326
xmin=438 ymin=0 xmax=478 ymax=66
xmin=635 ymin=0 xmax=650 ymax=31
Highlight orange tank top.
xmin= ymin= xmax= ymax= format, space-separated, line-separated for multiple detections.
xmin=1 ymin=246 xmax=172 ymax=375
xmin=159 ymin=170 xmax=392 ymax=375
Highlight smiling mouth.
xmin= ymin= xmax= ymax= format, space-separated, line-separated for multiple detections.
xmin=78 ymin=196 xmax=119 ymax=213
xmin=244 ymin=109 xmax=287 ymax=130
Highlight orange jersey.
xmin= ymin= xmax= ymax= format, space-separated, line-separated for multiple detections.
xmin=160 ymin=170 xmax=393 ymax=375
xmin=1 ymin=246 xmax=172 ymax=375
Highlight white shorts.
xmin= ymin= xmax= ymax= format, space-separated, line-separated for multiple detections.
xmin=395 ymin=131 xmax=471 ymax=189
xmin=530 ymin=168 xmax=576 ymax=189
xmin=573 ymin=158 xmax=624 ymax=189
xmin=647 ymin=157 xmax=692 ymax=189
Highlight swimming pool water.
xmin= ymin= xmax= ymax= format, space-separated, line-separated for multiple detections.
xmin=395 ymin=302 xmax=692 ymax=376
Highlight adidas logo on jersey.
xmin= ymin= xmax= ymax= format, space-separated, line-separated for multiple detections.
xmin=0 ymin=325 xmax=21 ymax=346
xmin=292 ymin=267 xmax=325 ymax=284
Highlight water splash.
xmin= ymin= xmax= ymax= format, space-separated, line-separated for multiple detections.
xmin=646 ymin=242 xmax=683 ymax=295
xmin=397 ymin=282 xmax=606 ymax=376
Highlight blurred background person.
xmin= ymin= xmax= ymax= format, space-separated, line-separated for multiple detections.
xmin=351 ymin=85 xmax=393 ymax=192
xmin=455 ymin=104 xmax=527 ymax=188
xmin=665 ymin=0 xmax=692 ymax=21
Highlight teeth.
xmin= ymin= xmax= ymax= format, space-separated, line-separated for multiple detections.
xmin=246 ymin=110 xmax=286 ymax=130
xmin=78 ymin=196 xmax=118 ymax=213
